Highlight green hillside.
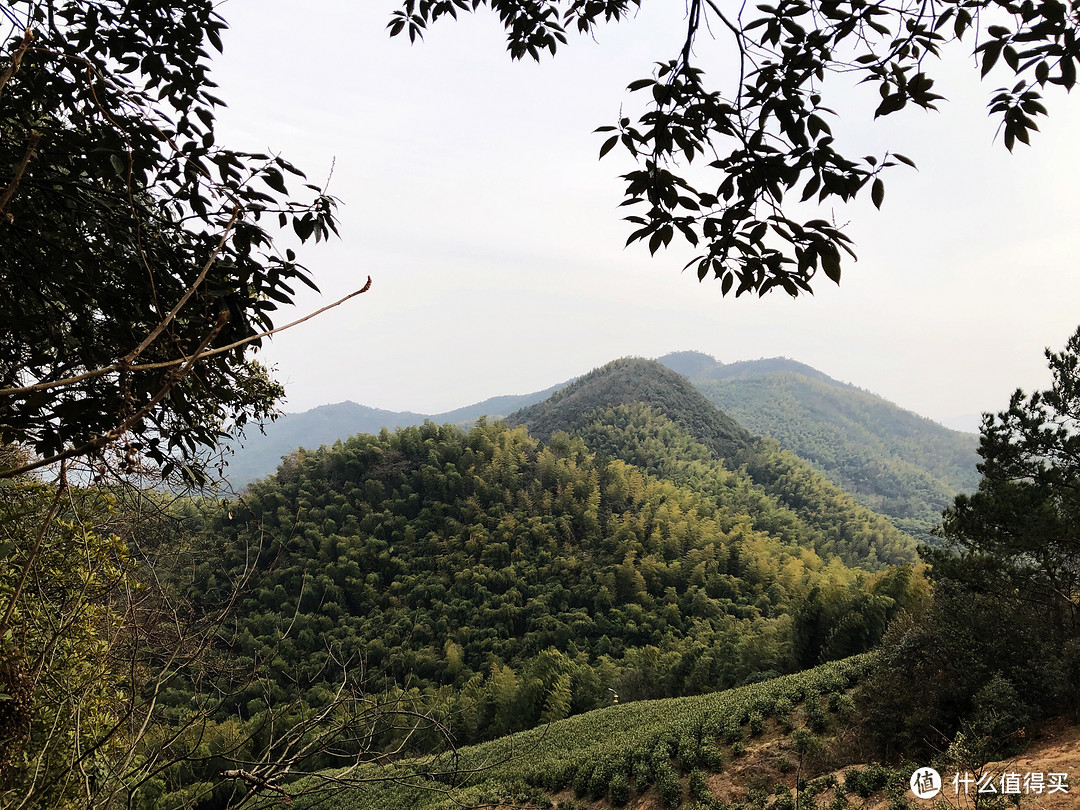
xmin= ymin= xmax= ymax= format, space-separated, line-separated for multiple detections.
xmin=274 ymin=655 xmax=885 ymax=810
xmin=507 ymin=359 xmax=750 ymax=458
xmin=659 ymin=352 xmax=981 ymax=541
xmin=180 ymin=362 xmax=923 ymax=792
xmin=507 ymin=358 xmax=915 ymax=568
xmin=175 ymin=355 xmax=924 ymax=787
xmin=197 ymin=415 xmax=920 ymax=748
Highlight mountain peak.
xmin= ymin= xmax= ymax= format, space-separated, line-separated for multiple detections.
xmin=658 ymin=353 xmax=846 ymax=387
xmin=656 ymin=350 xmax=721 ymax=378
xmin=506 ymin=357 xmax=750 ymax=458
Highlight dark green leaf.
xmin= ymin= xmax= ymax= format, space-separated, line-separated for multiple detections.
xmin=871 ymin=178 xmax=884 ymax=209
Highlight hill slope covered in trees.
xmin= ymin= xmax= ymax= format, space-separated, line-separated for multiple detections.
xmin=223 ymin=355 xmax=979 ymax=547
xmin=188 ymin=360 xmax=922 ymax=762
xmin=659 ymin=352 xmax=981 ymax=541
xmin=507 ymin=358 xmax=915 ymax=568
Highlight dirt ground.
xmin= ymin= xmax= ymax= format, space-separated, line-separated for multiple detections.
xmin=546 ymin=716 xmax=1080 ymax=810
xmin=898 ymin=721 xmax=1080 ymax=810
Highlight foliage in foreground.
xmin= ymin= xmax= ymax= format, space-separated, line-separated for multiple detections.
xmin=0 ymin=0 xmax=348 ymax=485
xmin=391 ymin=0 xmax=1074 ymax=296
xmin=860 ymin=324 xmax=1080 ymax=763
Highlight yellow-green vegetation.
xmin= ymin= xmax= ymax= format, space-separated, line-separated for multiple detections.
xmin=0 ymin=473 xmax=132 ymax=807
xmin=267 ymin=655 xmax=894 ymax=809
xmin=506 ymin=359 xmax=917 ymax=569
xmin=194 ymin=408 xmax=926 ymax=751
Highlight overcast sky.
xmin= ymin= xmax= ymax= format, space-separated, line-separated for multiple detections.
xmin=210 ymin=1 xmax=1080 ymax=430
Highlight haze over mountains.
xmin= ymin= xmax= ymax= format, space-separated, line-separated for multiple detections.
xmin=225 ymin=352 xmax=980 ymax=542
xmin=222 ymin=381 xmax=569 ymax=486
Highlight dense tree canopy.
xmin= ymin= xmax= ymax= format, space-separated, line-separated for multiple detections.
xmin=392 ymin=0 xmax=1078 ymax=296
xmin=939 ymin=323 xmax=1080 ymax=635
xmin=0 ymin=1 xmax=360 ymax=483
xmin=199 ymin=414 xmax=925 ymax=747
xmin=861 ymin=325 xmax=1080 ymax=760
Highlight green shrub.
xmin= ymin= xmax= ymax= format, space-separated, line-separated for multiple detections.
xmin=698 ymin=743 xmax=724 ymax=771
xmin=678 ymin=733 xmax=702 ymax=768
xmin=722 ymin=719 xmax=742 ymax=744
xmin=609 ymin=771 xmax=631 ymax=807
xmin=805 ymin=692 xmax=829 ymax=733
xmin=773 ymin=785 xmax=795 ymax=810
xmin=656 ymin=765 xmax=683 ymax=809
xmin=589 ymin=760 xmax=613 ymax=800
xmin=543 ymin=760 xmax=575 ymax=792
xmin=748 ymin=711 xmax=765 ymax=736
xmin=632 ymin=756 xmax=652 ymax=787
xmin=747 ymin=786 xmax=769 ymax=807
xmin=572 ymin=762 xmax=594 ymax=798
xmin=844 ymin=764 xmax=893 ymax=798
xmin=689 ymin=769 xmax=710 ymax=802
xmin=829 ymin=692 xmax=856 ymax=722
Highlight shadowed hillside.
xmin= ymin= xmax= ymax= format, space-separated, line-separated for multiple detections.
xmin=659 ymin=352 xmax=981 ymax=541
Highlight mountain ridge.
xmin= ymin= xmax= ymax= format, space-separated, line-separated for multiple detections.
xmin=221 ymin=353 xmax=981 ymax=545
xmin=655 ymin=352 xmax=981 ymax=540
xmin=222 ymin=380 xmax=570 ymax=486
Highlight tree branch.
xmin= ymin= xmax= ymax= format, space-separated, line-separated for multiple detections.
xmin=0 ymin=131 xmax=41 ymax=221
xmin=123 ymin=204 xmax=241 ymax=365
xmin=0 ymin=26 xmax=33 ymax=99
xmin=2 ymin=314 xmax=228 ymax=478
xmin=0 ymin=277 xmax=372 ymax=399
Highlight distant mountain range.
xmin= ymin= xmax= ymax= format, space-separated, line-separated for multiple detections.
xmin=222 ymin=352 xmax=980 ymax=540
xmin=221 ymin=381 xmax=569 ymax=486
xmin=657 ymin=352 xmax=980 ymax=540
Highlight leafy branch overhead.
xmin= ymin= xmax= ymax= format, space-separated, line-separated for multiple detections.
xmin=0 ymin=1 xmax=359 ymax=483
xmin=390 ymin=0 xmax=1074 ymax=296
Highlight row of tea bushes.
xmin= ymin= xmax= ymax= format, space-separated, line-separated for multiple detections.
xmin=277 ymin=654 xmax=874 ymax=810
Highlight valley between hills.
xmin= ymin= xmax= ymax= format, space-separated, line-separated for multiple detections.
xmin=9 ymin=350 xmax=1078 ymax=810
xmin=172 ymin=352 xmax=1073 ymax=809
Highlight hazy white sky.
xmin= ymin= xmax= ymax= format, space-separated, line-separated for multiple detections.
xmin=211 ymin=1 xmax=1080 ymax=427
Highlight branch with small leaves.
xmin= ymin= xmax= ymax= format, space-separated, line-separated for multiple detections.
xmin=390 ymin=0 xmax=1075 ymax=296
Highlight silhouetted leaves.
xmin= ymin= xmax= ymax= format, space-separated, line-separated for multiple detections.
xmin=391 ymin=0 xmax=1073 ymax=296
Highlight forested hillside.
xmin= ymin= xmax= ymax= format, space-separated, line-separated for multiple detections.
xmin=660 ymin=352 xmax=981 ymax=541
xmin=508 ymin=358 xmax=915 ymax=567
xmin=224 ymin=355 xmax=980 ymax=548
xmin=193 ymin=373 xmax=923 ymax=754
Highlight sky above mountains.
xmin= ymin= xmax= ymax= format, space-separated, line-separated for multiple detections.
xmin=210 ymin=2 xmax=1080 ymax=426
